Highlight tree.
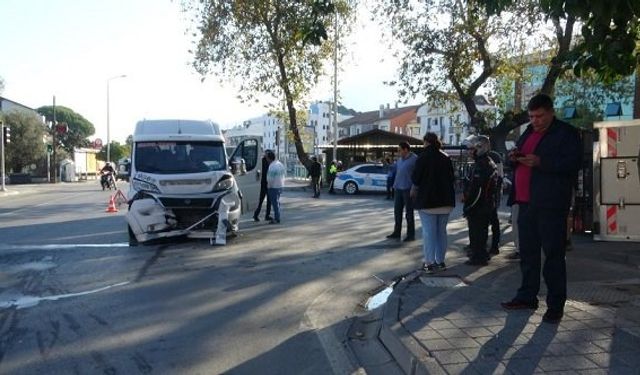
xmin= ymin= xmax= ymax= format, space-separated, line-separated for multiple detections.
xmin=97 ymin=141 xmax=129 ymax=162
xmin=2 ymin=110 xmax=46 ymax=173
xmin=0 ymin=76 xmax=5 ymax=94
xmin=37 ymin=106 xmax=95 ymax=155
xmin=184 ymin=0 xmax=350 ymax=169
xmin=378 ymin=0 xmax=536 ymax=134
xmin=481 ymin=0 xmax=640 ymax=80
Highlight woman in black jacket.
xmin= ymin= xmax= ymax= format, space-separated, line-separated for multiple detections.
xmin=411 ymin=133 xmax=456 ymax=273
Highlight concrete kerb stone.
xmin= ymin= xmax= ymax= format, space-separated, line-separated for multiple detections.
xmin=379 ymin=270 xmax=444 ymax=375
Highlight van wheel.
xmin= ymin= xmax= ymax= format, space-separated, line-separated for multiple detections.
xmin=128 ymin=225 xmax=139 ymax=247
xmin=344 ymin=181 xmax=358 ymax=195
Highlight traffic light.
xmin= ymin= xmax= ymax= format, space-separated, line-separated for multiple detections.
xmin=2 ymin=125 xmax=9 ymax=146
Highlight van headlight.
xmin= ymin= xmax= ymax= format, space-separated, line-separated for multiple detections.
xmin=132 ymin=178 xmax=161 ymax=194
xmin=213 ymin=175 xmax=234 ymax=191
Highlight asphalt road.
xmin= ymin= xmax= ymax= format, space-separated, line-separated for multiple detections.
xmin=0 ymin=182 xmax=431 ymax=374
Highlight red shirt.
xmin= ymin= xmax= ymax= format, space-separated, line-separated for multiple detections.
xmin=514 ymin=131 xmax=545 ymax=203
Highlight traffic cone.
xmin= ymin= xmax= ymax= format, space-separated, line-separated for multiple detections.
xmin=106 ymin=195 xmax=118 ymax=213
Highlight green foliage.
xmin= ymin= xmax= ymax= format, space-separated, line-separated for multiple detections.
xmin=37 ymin=105 xmax=95 ymax=154
xmin=184 ymin=0 xmax=350 ymax=166
xmin=480 ymin=0 xmax=640 ymax=80
xmin=97 ymin=141 xmax=129 ymax=162
xmin=2 ymin=110 xmax=46 ymax=173
xmin=377 ymin=0 xmax=536 ymax=134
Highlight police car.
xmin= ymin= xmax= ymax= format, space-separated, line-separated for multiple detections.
xmin=334 ymin=163 xmax=388 ymax=195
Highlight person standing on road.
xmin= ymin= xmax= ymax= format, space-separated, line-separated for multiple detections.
xmin=411 ymin=133 xmax=455 ymax=273
xmin=308 ymin=156 xmax=322 ymax=198
xmin=387 ymin=142 xmax=417 ymax=242
xmin=266 ymin=150 xmax=285 ymax=224
xmin=253 ymin=151 xmax=273 ymax=222
xmin=487 ymin=150 xmax=504 ymax=255
xmin=328 ymin=160 xmax=338 ymax=194
xmin=463 ymin=135 xmax=498 ymax=266
xmin=501 ymin=94 xmax=582 ymax=325
xmin=385 ymin=157 xmax=396 ymax=200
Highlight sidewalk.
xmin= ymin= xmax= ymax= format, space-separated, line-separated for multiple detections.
xmin=351 ymin=217 xmax=640 ymax=374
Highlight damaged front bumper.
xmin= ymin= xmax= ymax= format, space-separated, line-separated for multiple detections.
xmin=126 ymin=190 xmax=240 ymax=245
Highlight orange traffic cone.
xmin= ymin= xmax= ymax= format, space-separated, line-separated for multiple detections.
xmin=106 ymin=195 xmax=118 ymax=213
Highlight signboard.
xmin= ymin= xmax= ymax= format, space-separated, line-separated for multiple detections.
xmin=94 ymin=138 xmax=103 ymax=149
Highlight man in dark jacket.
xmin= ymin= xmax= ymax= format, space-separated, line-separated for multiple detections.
xmin=501 ymin=94 xmax=582 ymax=325
xmin=308 ymin=156 xmax=322 ymax=198
xmin=463 ymin=135 xmax=498 ymax=266
xmin=253 ymin=151 xmax=272 ymax=221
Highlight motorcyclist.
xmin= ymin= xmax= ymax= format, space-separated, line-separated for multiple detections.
xmin=100 ymin=162 xmax=116 ymax=190
xmin=463 ymin=135 xmax=498 ymax=266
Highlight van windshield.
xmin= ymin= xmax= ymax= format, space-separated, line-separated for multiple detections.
xmin=135 ymin=141 xmax=226 ymax=174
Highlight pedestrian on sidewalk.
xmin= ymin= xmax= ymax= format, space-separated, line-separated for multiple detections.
xmin=501 ymin=94 xmax=582 ymax=324
xmin=487 ymin=150 xmax=504 ymax=255
xmin=253 ymin=151 xmax=273 ymax=222
xmin=308 ymin=156 xmax=322 ymax=198
xmin=266 ymin=150 xmax=285 ymax=224
xmin=328 ymin=160 xmax=338 ymax=194
xmin=462 ymin=135 xmax=499 ymax=266
xmin=386 ymin=142 xmax=417 ymax=241
xmin=385 ymin=157 xmax=396 ymax=200
xmin=411 ymin=132 xmax=455 ymax=273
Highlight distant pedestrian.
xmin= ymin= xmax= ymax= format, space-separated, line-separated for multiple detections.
xmin=504 ymin=173 xmax=520 ymax=260
xmin=411 ymin=133 xmax=455 ymax=273
xmin=463 ymin=135 xmax=499 ymax=266
xmin=308 ymin=156 xmax=322 ymax=198
xmin=501 ymin=93 xmax=582 ymax=325
xmin=253 ymin=151 xmax=273 ymax=222
xmin=328 ymin=160 xmax=338 ymax=194
xmin=385 ymin=157 xmax=396 ymax=200
xmin=266 ymin=150 xmax=285 ymax=224
xmin=487 ymin=150 xmax=504 ymax=255
xmin=386 ymin=142 xmax=417 ymax=242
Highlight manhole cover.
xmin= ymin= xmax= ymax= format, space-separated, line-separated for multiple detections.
xmin=420 ymin=276 xmax=468 ymax=288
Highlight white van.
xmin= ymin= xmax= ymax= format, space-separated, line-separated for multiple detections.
xmin=126 ymin=119 xmax=261 ymax=246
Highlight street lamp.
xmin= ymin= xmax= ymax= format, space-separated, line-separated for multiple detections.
xmin=107 ymin=74 xmax=126 ymax=163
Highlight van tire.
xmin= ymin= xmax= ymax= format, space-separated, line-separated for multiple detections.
xmin=128 ymin=225 xmax=139 ymax=247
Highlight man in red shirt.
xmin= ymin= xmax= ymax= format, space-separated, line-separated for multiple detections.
xmin=501 ymin=94 xmax=582 ymax=324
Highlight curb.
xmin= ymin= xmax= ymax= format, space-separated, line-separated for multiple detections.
xmin=348 ymin=271 xmax=446 ymax=375
xmin=379 ymin=271 xmax=445 ymax=375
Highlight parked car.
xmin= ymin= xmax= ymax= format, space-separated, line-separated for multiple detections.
xmin=334 ymin=163 xmax=388 ymax=195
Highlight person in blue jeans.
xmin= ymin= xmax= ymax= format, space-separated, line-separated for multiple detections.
xmin=411 ymin=132 xmax=455 ymax=273
xmin=386 ymin=142 xmax=417 ymax=241
xmin=265 ymin=150 xmax=285 ymax=224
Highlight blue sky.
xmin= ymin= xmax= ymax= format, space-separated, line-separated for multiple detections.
xmin=0 ymin=0 xmax=403 ymax=143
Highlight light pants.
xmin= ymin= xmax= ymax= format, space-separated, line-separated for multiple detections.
xmin=418 ymin=211 xmax=450 ymax=264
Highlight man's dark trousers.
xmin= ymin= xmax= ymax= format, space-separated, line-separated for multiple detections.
xmin=254 ymin=185 xmax=271 ymax=219
xmin=516 ymin=203 xmax=567 ymax=314
xmin=467 ymin=206 xmax=490 ymax=262
xmin=490 ymin=208 xmax=500 ymax=250
xmin=311 ymin=176 xmax=321 ymax=197
xmin=393 ymin=189 xmax=414 ymax=237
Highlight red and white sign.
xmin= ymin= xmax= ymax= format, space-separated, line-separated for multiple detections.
xmin=94 ymin=138 xmax=103 ymax=148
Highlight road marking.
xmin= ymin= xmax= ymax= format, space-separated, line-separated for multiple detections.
xmin=0 ymin=243 xmax=130 ymax=251
xmin=0 ymin=281 xmax=130 ymax=310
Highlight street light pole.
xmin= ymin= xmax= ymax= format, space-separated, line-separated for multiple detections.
xmin=107 ymin=74 xmax=126 ymax=163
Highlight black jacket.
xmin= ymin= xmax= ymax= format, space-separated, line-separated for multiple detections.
xmin=308 ymin=161 xmax=321 ymax=178
xmin=510 ymin=118 xmax=581 ymax=212
xmin=411 ymin=145 xmax=456 ymax=210
xmin=463 ymin=154 xmax=497 ymax=214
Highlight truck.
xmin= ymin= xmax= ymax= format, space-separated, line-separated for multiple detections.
xmin=125 ymin=119 xmax=261 ymax=246
xmin=593 ymin=119 xmax=640 ymax=242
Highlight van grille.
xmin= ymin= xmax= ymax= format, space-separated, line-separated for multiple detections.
xmin=159 ymin=198 xmax=214 ymax=208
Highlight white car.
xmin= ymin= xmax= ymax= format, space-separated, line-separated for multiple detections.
xmin=334 ymin=163 xmax=389 ymax=194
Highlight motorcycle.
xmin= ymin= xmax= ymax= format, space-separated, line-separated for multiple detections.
xmin=100 ymin=172 xmax=117 ymax=190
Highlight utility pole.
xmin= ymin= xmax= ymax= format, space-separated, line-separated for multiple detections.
xmin=51 ymin=95 xmax=57 ymax=183
xmin=332 ymin=9 xmax=339 ymax=162
xmin=1 ymin=120 xmax=5 ymax=192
